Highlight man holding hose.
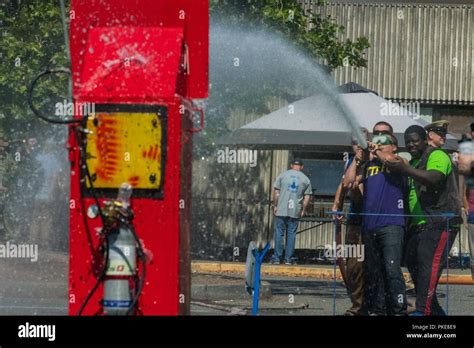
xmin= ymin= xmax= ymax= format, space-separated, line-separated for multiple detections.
xmin=344 ymin=131 xmax=408 ymax=315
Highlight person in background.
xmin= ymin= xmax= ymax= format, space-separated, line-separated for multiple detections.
xmin=458 ymin=123 xmax=474 ymax=175
xmin=269 ymin=159 xmax=312 ymax=265
xmin=372 ymin=121 xmax=393 ymax=137
xmin=458 ymin=153 xmax=474 ymax=175
xmin=387 ymin=125 xmax=462 ymax=315
xmin=425 ymin=120 xmax=449 ymax=149
xmin=458 ymin=131 xmax=474 ymax=280
xmin=332 ymin=128 xmax=369 ymax=316
xmin=463 ymin=171 xmax=474 ymax=280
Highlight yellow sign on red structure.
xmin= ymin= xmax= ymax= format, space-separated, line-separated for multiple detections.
xmin=85 ymin=112 xmax=163 ymax=190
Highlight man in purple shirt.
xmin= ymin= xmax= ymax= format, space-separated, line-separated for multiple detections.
xmin=345 ymin=133 xmax=407 ymax=315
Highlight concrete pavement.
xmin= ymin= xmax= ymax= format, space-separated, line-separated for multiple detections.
xmin=191 ymin=260 xmax=474 ymax=285
xmin=0 ymin=251 xmax=472 ymax=315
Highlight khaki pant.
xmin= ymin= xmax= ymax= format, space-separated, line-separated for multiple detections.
xmin=345 ymin=224 xmax=365 ymax=314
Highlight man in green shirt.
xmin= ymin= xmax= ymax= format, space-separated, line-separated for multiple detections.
xmin=408 ymin=147 xmax=452 ymax=226
xmin=387 ymin=125 xmax=461 ymax=316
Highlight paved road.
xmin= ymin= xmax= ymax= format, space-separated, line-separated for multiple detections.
xmin=191 ymin=274 xmax=474 ymax=316
xmin=0 ymin=252 xmax=472 ymax=316
xmin=0 ymin=250 xmax=68 ymax=315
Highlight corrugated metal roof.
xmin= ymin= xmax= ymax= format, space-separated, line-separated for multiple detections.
xmin=327 ymin=0 xmax=474 ymax=5
xmin=302 ymin=1 xmax=474 ymax=104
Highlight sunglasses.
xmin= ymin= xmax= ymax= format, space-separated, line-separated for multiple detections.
xmin=373 ymin=130 xmax=392 ymax=136
xmin=431 ymin=129 xmax=447 ymax=138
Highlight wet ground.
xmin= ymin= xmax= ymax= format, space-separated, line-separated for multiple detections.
xmin=0 ymin=251 xmax=68 ymax=315
xmin=0 ymin=252 xmax=472 ymax=316
xmin=191 ymin=273 xmax=474 ymax=316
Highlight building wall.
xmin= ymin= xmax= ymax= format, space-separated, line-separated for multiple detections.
xmin=303 ymin=0 xmax=474 ymax=105
xmin=433 ymin=105 xmax=473 ymax=136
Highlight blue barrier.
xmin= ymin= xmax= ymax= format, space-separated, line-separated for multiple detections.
xmin=252 ymin=242 xmax=271 ymax=316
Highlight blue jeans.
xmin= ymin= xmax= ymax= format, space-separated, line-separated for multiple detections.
xmin=468 ymin=212 xmax=474 ymax=224
xmin=271 ymin=216 xmax=299 ymax=263
xmin=363 ymin=225 xmax=406 ymax=315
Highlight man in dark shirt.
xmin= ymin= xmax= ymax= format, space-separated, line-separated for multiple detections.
xmin=332 ymin=128 xmax=368 ymax=316
xmin=387 ymin=125 xmax=462 ymax=315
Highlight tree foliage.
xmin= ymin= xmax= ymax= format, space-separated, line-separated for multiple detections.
xmin=0 ymin=0 xmax=68 ymax=207
xmin=193 ymin=0 xmax=371 ymax=155
xmin=0 ymin=0 xmax=68 ymax=129
xmin=210 ymin=0 xmax=370 ymax=71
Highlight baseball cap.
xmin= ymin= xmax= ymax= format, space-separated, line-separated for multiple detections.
xmin=291 ymin=159 xmax=304 ymax=166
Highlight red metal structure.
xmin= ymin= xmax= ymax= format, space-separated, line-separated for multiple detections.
xmin=67 ymin=0 xmax=208 ymax=315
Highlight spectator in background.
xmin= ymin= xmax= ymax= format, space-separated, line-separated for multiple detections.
xmin=458 ymin=132 xmax=474 ymax=279
xmin=33 ymin=139 xmax=68 ymax=250
xmin=463 ymin=173 xmax=474 ymax=280
xmin=425 ymin=120 xmax=449 ymax=149
xmin=458 ymin=152 xmax=474 ymax=176
xmin=269 ymin=159 xmax=312 ymax=265
xmin=332 ymin=128 xmax=369 ymax=316
xmin=458 ymin=123 xmax=474 ymax=175
xmin=372 ymin=121 xmax=393 ymax=137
